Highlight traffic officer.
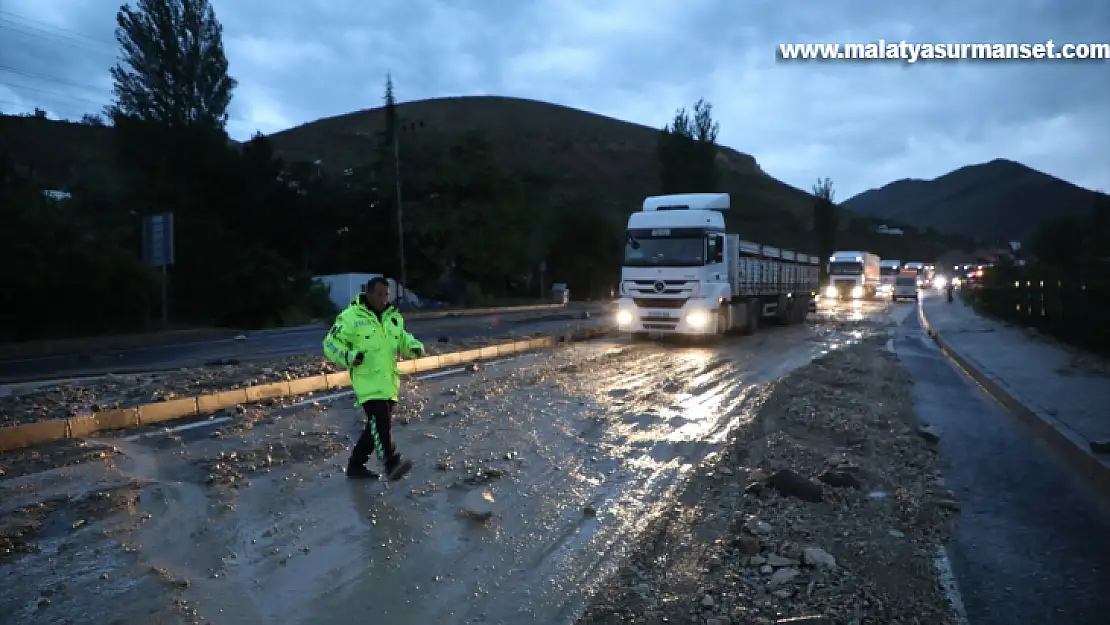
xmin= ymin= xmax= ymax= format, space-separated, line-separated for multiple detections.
xmin=323 ymin=276 xmax=425 ymax=480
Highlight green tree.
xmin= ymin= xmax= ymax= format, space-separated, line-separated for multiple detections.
xmin=658 ymin=98 xmax=719 ymax=193
xmin=107 ymin=0 xmax=236 ymax=130
xmin=812 ymin=177 xmax=837 ymax=280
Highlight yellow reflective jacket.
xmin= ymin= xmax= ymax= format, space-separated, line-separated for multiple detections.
xmin=322 ymin=296 xmax=425 ymax=404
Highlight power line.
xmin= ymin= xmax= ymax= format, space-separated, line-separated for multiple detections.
xmin=0 ymin=81 xmax=107 ymax=106
xmin=0 ymin=19 xmax=116 ymax=57
xmin=0 ymin=64 xmax=109 ymax=92
xmin=0 ymin=9 xmax=116 ymax=47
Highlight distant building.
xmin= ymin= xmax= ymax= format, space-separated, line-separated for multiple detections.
xmin=876 ymin=224 xmax=904 ymax=235
xmin=42 ymin=190 xmax=71 ymax=201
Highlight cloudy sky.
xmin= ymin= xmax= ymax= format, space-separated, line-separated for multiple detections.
xmin=1 ymin=0 xmax=1107 ymax=199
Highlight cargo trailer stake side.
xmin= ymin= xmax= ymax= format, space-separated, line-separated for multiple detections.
xmin=614 ymin=193 xmax=820 ymax=339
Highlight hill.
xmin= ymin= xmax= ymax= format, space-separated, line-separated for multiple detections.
xmin=841 ymin=159 xmax=1106 ymax=241
xmin=265 ymin=95 xmax=823 ymax=250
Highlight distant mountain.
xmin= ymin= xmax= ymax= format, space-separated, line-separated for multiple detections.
xmin=840 ymin=159 xmax=1106 ymax=241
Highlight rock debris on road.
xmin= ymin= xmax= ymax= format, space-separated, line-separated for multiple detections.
xmin=1 ymin=302 xmax=915 ymax=625
xmin=578 ymin=336 xmax=958 ymax=625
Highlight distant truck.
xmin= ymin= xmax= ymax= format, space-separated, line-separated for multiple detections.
xmin=903 ymin=262 xmax=935 ymax=288
xmin=825 ymin=251 xmax=881 ymax=300
xmin=878 ymin=259 xmax=901 ymax=297
xmin=614 ymin=193 xmax=820 ymax=339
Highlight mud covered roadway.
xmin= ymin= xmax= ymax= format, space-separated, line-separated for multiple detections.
xmin=1 ymin=300 xmax=911 ymax=625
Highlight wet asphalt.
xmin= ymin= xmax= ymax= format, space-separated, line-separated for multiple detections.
xmin=894 ymin=299 xmax=1110 ymax=625
xmin=0 ymin=313 xmax=593 ymax=382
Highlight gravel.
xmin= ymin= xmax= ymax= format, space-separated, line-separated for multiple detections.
xmin=0 ymin=334 xmax=548 ymax=427
xmin=577 ymin=335 xmax=959 ymax=625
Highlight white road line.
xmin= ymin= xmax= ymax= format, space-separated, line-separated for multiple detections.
xmin=121 ymin=355 xmax=524 ymax=439
xmin=935 ymin=545 xmax=970 ymax=625
xmin=122 ymin=416 xmax=232 ymax=441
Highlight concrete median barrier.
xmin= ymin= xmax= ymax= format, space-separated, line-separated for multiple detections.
xmin=0 ymin=326 xmax=610 ymax=453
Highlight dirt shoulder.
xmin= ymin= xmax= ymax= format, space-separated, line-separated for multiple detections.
xmin=578 ymin=336 xmax=959 ymax=625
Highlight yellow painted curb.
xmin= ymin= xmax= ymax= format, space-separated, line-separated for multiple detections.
xmin=0 ymin=328 xmax=608 ymax=454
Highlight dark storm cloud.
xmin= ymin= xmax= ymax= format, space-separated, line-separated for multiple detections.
xmin=1 ymin=0 xmax=1107 ymax=197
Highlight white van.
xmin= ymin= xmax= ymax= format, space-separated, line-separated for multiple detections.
xmin=892 ymin=274 xmax=919 ymax=302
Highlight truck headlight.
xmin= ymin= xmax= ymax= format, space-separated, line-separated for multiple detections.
xmin=616 ymin=310 xmax=633 ymax=326
xmin=824 ymin=285 xmax=837 ymax=298
xmin=685 ymin=311 xmax=709 ymax=328
xmin=850 ymin=286 xmax=863 ymax=299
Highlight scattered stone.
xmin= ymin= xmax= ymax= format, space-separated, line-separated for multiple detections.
xmin=888 ymin=529 xmax=906 ymax=538
xmin=917 ymin=425 xmax=941 ymax=443
xmin=817 ymin=469 xmax=862 ymax=489
xmin=767 ymin=567 xmax=798 ymax=588
xmin=802 ymin=547 xmax=837 ymax=570
xmin=765 ymin=469 xmax=824 ymax=502
xmin=733 ymin=536 xmax=761 ymax=555
xmin=766 ymin=554 xmax=797 ymax=567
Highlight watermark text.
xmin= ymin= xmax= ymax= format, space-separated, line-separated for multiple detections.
xmin=778 ymin=40 xmax=1109 ymax=63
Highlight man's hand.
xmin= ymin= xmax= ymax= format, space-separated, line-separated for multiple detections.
xmin=351 ymin=352 xmax=365 ymax=366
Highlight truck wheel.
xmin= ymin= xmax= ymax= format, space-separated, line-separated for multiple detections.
xmin=744 ymin=300 xmax=761 ymax=335
xmin=793 ymin=299 xmax=807 ymax=323
xmin=717 ymin=305 xmax=731 ymax=336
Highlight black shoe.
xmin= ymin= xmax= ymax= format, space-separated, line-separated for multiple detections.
xmin=346 ymin=463 xmax=380 ymax=479
xmin=385 ymin=457 xmax=413 ymax=481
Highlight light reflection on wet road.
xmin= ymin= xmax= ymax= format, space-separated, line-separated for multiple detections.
xmin=0 ymin=299 xmax=906 ymax=625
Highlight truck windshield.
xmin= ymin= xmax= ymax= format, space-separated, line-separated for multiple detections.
xmin=829 ymin=261 xmax=863 ymax=275
xmin=624 ymin=236 xmax=704 ymax=267
xmin=895 ymin=276 xmax=917 ymax=286
xmin=880 ymin=266 xmax=899 ymax=277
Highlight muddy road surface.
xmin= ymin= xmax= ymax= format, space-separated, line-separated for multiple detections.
xmin=1 ymin=301 xmax=904 ymax=625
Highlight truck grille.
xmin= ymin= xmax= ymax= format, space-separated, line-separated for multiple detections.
xmin=633 ymin=298 xmax=688 ymax=309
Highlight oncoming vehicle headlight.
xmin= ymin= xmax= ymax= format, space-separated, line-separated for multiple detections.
xmin=616 ymin=309 xmax=633 ymax=326
xmin=685 ymin=310 xmax=709 ymax=328
xmin=934 ymin=276 xmax=947 ymax=289
xmin=824 ymin=285 xmax=837 ymax=298
xmin=850 ymin=285 xmax=864 ymax=299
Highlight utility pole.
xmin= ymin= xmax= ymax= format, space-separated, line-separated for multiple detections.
xmin=394 ymin=127 xmax=406 ymax=304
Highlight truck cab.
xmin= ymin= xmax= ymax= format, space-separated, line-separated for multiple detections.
xmin=617 ymin=193 xmax=732 ymax=335
xmin=825 ymin=251 xmax=881 ymax=300
xmin=878 ymin=259 xmax=901 ymax=297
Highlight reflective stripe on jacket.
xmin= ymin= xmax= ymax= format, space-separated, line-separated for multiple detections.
xmin=322 ymin=296 xmax=425 ymax=403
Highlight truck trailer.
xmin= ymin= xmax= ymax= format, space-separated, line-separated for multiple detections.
xmin=614 ymin=193 xmax=819 ymax=339
xmin=825 ymin=251 xmax=881 ymax=300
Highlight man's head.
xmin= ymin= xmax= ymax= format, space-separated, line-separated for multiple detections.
xmin=364 ymin=277 xmax=391 ymax=311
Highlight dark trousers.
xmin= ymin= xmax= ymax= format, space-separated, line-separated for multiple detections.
xmin=350 ymin=399 xmax=398 ymax=467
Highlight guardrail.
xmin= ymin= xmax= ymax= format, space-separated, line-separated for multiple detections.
xmin=0 ymin=325 xmax=611 ymax=453
xmin=965 ymin=274 xmax=1110 ymax=356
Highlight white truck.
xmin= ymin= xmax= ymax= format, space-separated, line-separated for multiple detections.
xmin=614 ymin=193 xmax=820 ymax=339
xmin=878 ymin=259 xmax=901 ymax=297
xmin=825 ymin=250 xmax=881 ymax=300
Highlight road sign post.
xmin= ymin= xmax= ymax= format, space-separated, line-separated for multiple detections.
xmin=142 ymin=212 xmax=175 ymax=327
